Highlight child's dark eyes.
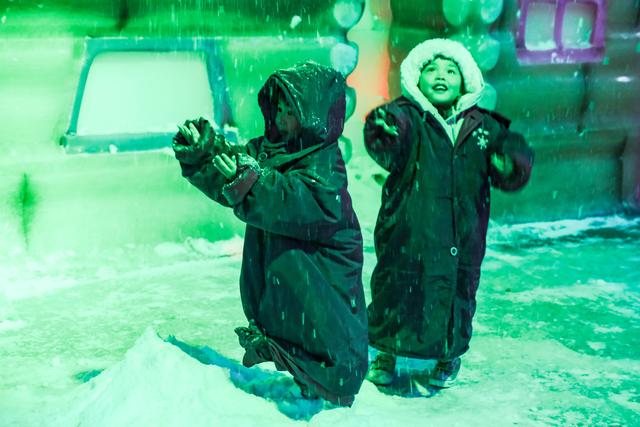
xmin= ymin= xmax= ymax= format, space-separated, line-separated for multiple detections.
xmin=277 ymin=106 xmax=293 ymax=116
xmin=425 ymin=68 xmax=457 ymax=76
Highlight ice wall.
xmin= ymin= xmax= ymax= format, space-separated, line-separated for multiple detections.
xmin=387 ymin=0 xmax=640 ymax=220
xmin=0 ymin=0 xmax=364 ymax=253
xmin=1 ymin=0 xmax=638 ymax=254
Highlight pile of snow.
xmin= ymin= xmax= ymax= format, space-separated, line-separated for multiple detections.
xmin=55 ymin=328 xmax=289 ymax=427
xmin=54 ymin=328 xmax=418 ymax=426
xmin=51 ymin=328 xmax=551 ymax=427
xmin=488 ymin=215 xmax=640 ymax=243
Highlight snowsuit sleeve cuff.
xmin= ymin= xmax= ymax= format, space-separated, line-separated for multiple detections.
xmin=222 ymin=162 xmax=261 ymax=205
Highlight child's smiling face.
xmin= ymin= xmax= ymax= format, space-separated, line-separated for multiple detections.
xmin=418 ymin=56 xmax=463 ymax=110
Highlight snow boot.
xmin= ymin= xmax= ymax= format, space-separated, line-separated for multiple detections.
xmin=234 ymin=323 xmax=272 ymax=367
xmin=427 ymin=357 xmax=461 ymax=388
xmin=366 ymin=352 xmax=396 ymax=386
xmin=293 ymin=377 xmax=320 ymax=400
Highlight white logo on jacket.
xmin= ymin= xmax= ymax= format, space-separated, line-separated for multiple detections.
xmin=473 ymin=128 xmax=489 ymax=150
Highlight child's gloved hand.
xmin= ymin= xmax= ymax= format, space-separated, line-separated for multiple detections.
xmin=490 ymin=153 xmax=514 ymax=176
xmin=213 ymin=153 xmax=238 ymax=180
xmin=173 ymin=117 xmax=230 ymax=165
xmin=173 ymin=119 xmax=210 ymax=164
xmin=215 ymin=153 xmax=260 ymax=181
xmin=372 ymin=109 xmax=399 ymax=137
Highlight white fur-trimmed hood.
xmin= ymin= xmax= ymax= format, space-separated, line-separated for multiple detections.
xmin=400 ymin=38 xmax=484 ymax=121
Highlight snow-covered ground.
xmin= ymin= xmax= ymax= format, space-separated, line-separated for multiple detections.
xmin=1 ymin=216 xmax=639 ymax=426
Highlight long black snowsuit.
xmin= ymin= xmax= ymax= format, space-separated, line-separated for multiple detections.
xmin=177 ymin=61 xmax=368 ymax=405
xmin=365 ymin=39 xmax=534 ymax=360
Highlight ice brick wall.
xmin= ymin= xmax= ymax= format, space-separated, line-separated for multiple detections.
xmin=0 ymin=0 xmax=364 ymax=252
xmin=386 ymin=0 xmax=640 ymax=220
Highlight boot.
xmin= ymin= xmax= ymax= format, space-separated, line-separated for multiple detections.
xmin=293 ymin=377 xmax=320 ymax=400
xmin=366 ymin=352 xmax=396 ymax=386
xmin=234 ymin=323 xmax=271 ymax=367
xmin=427 ymin=357 xmax=461 ymax=388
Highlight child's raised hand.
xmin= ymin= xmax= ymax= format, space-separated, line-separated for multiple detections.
xmin=177 ymin=122 xmax=201 ymax=146
xmin=490 ymin=153 xmax=514 ymax=176
xmin=373 ymin=109 xmax=399 ymax=137
xmin=174 ymin=121 xmax=207 ymax=164
xmin=213 ymin=153 xmax=238 ymax=180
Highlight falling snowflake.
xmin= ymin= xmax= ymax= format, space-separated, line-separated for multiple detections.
xmin=290 ymin=15 xmax=302 ymax=29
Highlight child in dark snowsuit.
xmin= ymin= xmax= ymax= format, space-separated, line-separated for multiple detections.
xmin=364 ymin=39 xmax=534 ymax=388
xmin=172 ymin=61 xmax=368 ymax=406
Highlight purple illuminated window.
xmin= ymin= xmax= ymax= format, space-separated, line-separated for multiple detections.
xmin=516 ymin=0 xmax=606 ymax=64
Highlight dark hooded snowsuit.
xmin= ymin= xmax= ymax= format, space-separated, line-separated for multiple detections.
xmin=177 ymin=61 xmax=368 ymax=405
xmin=365 ymin=39 xmax=534 ymax=360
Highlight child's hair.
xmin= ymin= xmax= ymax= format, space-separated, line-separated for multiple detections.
xmin=420 ymin=54 xmax=467 ymax=95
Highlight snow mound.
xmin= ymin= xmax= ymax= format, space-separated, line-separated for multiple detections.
xmin=488 ymin=215 xmax=640 ymax=244
xmin=56 ymin=327 xmax=288 ymax=427
xmin=53 ymin=328 xmax=438 ymax=426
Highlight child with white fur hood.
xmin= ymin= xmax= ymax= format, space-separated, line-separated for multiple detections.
xmin=364 ymin=38 xmax=533 ymax=388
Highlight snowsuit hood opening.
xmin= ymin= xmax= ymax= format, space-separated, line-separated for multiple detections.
xmin=258 ymin=61 xmax=346 ymax=152
xmin=400 ymin=38 xmax=485 ymax=125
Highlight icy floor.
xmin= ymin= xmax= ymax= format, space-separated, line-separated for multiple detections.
xmin=1 ymin=216 xmax=639 ymax=426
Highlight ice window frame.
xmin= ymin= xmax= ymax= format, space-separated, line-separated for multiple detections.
xmin=62 ymin=38 xmax=235 ymax=154
xmin=516 ymin=0 xmax=607 ymax=64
